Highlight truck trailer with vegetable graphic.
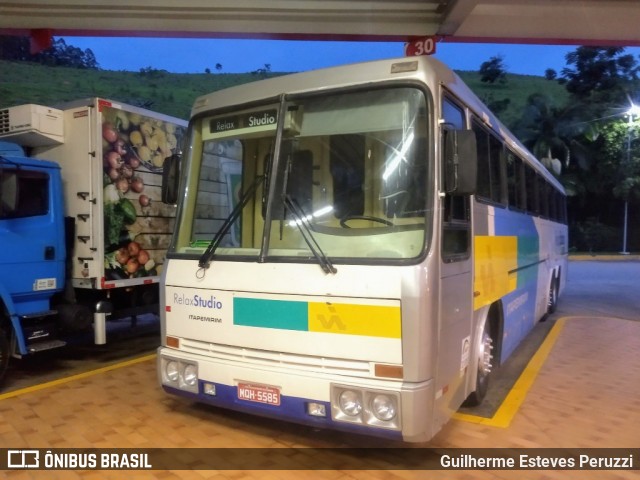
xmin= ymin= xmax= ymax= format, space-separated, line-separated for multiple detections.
xmin=0 ymin=99 xmax=186 ymax=370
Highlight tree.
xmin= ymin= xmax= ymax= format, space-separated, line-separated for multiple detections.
xmin=252 ymin=63 xmax=272 ymax=78
xmin=479 ymin=55 xmax=507 ymax=84
xmin=511 ymin=46 xmax=640 ymax=251
xmin=559 ymin=46 xmax=639 ymax=108
xmin=514 ymin=93 xmax=590 ymax=174
xmin=0 ymin=35 xmax=30 ymax=60
xmin=600 ymin=119 xmax=640 ymax=202
xmin=0 ymin=35 xmax=99 ymax=69
xmin=480 ymin=93 xmax=510 ymax=116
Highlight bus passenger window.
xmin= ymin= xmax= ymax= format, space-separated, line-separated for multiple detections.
xmin=538 ymin=177 xmax=549 ymax=218
xmin=525 ymin=165 xmax=539 ymax=215
xmin=507 ymin=151 xmax=526 ymax=211
xmin=473 ymin=120 xmax=504 ymax=205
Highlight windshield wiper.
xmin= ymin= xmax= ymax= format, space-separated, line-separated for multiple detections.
xmin=283 ymin=194 xmax=337 ymax=274
xmin=198 ymin=175 xmax=265 ymax=269
xmin=278 ymin=150 xmax=335 ymax=274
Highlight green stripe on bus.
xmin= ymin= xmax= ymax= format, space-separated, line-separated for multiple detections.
xmin=233 ymin=297 xmax=308 ymax=331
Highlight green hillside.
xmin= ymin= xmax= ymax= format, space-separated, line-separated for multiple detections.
xmin=457 ymin=70 xmax=568 ymax=127
xmin=0 ymin=60 xmax=568 ymax=128
xmin=0 ymin=60 xmax=280 ymax=120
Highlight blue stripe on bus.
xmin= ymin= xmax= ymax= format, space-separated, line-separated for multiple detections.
xmin=493 ymin=212 xmax=541 ymax=360
xmin=162 ymin=383 xmax=403 ymax=441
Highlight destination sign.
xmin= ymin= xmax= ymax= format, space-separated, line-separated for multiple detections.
xmin=210 ymin=109 xmax=278 ymax=134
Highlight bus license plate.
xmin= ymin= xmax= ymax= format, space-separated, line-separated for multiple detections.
xmin=237 ymin=382 xmax=281 ymax=406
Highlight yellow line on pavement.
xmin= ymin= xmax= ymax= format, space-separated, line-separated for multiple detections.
xmin=453 ymin=317 xmax=567 ymax=428
xmin=0 ymin=353 xmax=156 ymax=401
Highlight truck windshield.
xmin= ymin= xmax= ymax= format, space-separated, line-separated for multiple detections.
xmin=171 ymin=87 xmax=431 ymax=265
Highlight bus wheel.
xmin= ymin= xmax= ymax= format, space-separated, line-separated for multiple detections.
xmin=465 ymin=319 xmax=494 ymax=406
xmin=547 ymin=276 xmax=559 ymax=314
xmin=0 ymin=327 xmax=9 ymax=386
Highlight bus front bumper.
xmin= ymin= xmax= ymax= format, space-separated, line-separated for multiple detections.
xmin=157 ymin=346 xmax=434 ymax=442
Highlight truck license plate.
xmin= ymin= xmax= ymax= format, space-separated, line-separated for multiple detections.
xmin=237 ymin=382 xmax=281 ymax=406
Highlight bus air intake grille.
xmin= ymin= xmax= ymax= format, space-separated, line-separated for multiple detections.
xmin=180 ymin=338 xmax=373 ymax=377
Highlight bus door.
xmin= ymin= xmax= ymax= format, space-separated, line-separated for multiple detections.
xmin=436 ymin=95 xmax=474 ymax=412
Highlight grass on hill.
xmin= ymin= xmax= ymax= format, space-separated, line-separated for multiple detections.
xmin=0 ymin=60 xmax=282 ymax=120
xmin=0 ymin=60 xmax=569 ymax=129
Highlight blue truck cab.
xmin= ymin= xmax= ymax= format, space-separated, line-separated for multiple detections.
xmin=0 ymin=141 xmax=66 ymax=382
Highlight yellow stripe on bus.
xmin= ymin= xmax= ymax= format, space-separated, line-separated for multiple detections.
xmin=474 ymin=235 xmax=518 ymax=310
xmin=308 ymin=302 xmax=401 ymax=338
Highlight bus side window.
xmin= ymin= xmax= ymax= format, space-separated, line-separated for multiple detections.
xmin=441 ymin=96 xmax=470 ymax=262
xmin=525 ymin=164 xmax=539 ymax=215
xmin=473 ymin=119 xmax=505 ymax=206
xmin=507 ymin=150 xmax=526 ymax=211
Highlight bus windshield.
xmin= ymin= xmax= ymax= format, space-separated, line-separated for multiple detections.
xmin=172 ymin=87 xmax=431 ymax=265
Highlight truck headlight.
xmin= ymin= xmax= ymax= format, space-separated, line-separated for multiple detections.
xmin=371 ymin=394 xmax=396 ymax=421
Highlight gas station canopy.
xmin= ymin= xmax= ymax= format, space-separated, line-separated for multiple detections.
xmin=1 ymin=0 xmax=640 ymax=47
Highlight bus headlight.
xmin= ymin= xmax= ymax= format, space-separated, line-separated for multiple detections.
xmin=371 ymin=394 xmax=396 ymax=421
xmin=165 ymin=360 xmax=179 ymax=383
xmin=182 ymin=364 xmax=198 ymax=387
xmin=160 ymin=356 xmax=198 ymax=393
xmin=339 ymin=390 xmax=363 ymax=416
xmin=331 ymin=385 xmax=401 ymax=430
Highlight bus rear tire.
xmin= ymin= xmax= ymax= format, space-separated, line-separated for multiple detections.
xmin=464 ymin=318 xmax=494 ymax=406
xmin=547 ymin=275 xmax=559 ymax=314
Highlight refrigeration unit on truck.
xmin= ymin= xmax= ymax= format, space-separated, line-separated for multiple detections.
xmin=0 ymin=99 xmax=187 ymax=379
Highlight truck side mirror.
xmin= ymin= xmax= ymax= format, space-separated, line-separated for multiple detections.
xmin=444 ymin=129 xmax=477 ymax=195
xmin=161 ymin=154 xmax=181 ymax=205
xmin=0 ymin=169 xmax=18 ymax=217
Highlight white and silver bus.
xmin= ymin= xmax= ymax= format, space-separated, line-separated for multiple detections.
xmin=157 ymin=56 xmax=568 ymax=443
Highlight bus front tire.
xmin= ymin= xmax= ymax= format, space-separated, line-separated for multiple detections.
xmin=464 ymin=319 xmax=494 ymax=406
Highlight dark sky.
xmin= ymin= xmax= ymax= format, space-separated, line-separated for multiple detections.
xmin=60 ymin=36 xmax=626 ymax=76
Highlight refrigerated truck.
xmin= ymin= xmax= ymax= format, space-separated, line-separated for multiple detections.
xmin=0 ymin=99 xmax=187 ymax=382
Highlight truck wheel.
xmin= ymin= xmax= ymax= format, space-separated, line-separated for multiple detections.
xmin=0 ymin=328 xmax=10 ymax=386
xmin=57 ymin=303 xmax=93 ymax=331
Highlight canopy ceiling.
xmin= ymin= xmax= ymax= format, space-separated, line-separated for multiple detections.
xmin=1 ymin=1 xmax=639 ymax=47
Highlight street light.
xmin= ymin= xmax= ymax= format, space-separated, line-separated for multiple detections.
xmin=621 ymin=103 xmax=640 ymax=255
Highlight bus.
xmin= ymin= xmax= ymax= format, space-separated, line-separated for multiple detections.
xmin=157 ymin=56 xmax=568 ymax=443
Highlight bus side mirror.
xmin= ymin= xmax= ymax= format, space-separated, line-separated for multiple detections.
xmin=0 ymin=169 xmax=18 ymax=217
xmin=161 ymin=154 xmax=181 ymax=205
xmin=444 ymin=129 xmax=477 ymax=195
